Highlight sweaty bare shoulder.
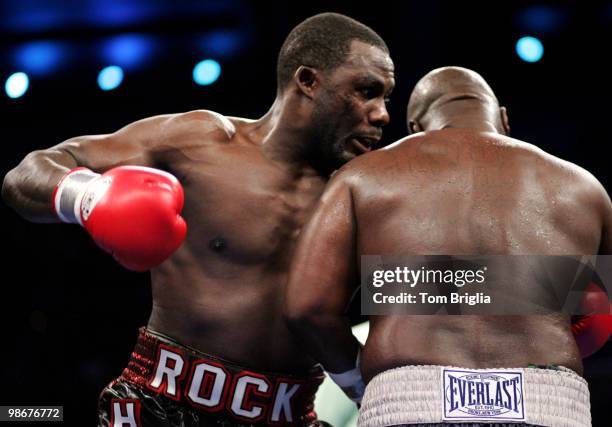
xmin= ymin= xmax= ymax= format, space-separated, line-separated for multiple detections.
xmin=161 ymin=109 xmax=237 ymax=147
xmin=333 ymin=134 xmax=417 ymax=199
xmin=50 ymin=109 xmax=238 ymax=173
xmin=526 ymin=141 xmax=607 ymax=209
xmin=501 ymin=135 xmax=610 ymax=253
xmin=553 ymin=153 xmax=612 ymax=249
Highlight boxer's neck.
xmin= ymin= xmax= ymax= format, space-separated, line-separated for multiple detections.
xmin=253 ymin=95 xmax=322 ymax=176
xmin=439 ymin=117 xmax=500 ymax=133
xmin=427 ymin=110 xmax=502 ymax=134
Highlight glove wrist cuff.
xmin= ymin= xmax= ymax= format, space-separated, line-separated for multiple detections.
xmin=326 ymin=348 xmax=365 ymax=403
xmin=53 ymin=167 xmax=100 ymax=225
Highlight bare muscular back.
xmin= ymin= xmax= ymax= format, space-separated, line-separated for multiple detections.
xmin=347 ymin=129 xmax=608 ymax=380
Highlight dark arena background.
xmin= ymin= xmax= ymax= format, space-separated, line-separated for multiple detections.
xmin=1 ymin=1 xmax=610 ymax=425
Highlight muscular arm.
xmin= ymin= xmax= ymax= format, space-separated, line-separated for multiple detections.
xmin=284 ymin=172 xmax=361 ymax=373
xmin=572 ymin=177 xmax=612 ymax=358
xmin=2 ymin=114 xmax=172 ymax=222
xmin=598 ymin=184 xmax=612 ymax=255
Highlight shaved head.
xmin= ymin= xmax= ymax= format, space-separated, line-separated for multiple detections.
xmin=407 ymin=66 xmax=508 ymax=134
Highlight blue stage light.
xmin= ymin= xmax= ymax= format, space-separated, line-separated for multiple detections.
xmin=3 ymin=2 xmax=65 ymax=33
xmin=98 ymin=66 xmax=124 ymax=91
xmin=516 ymin=37 xmax=544 ymax=63
xmin=198 ymin=30 xmax=244 ymax=59
xmin=101 ymin=34 xmax=153 ymax=70
xmin=86 ymin=0 xmax=151 ymax=27
xmin=13 ymin=40 xmax=66 ymax=76
xmin=5 ymin=72 xmax=30 ymax=99
xmin=193 ymin=60 xmax=221 ymax=86
xmin=516 ymin=5 xmax=566 ymax=35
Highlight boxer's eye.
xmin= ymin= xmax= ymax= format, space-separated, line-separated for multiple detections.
xmin=358 ymin=87 xmax=376 ymax=99
xmin=383 ymin=88 xmax=394 ymax=104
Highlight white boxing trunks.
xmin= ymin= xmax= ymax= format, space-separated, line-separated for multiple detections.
xmin=358 ymin=365 xmax=590 ymax=427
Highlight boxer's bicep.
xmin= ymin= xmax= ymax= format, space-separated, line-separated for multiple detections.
xmin=286 ymin=176 xmax=357 ymax=319
xmin=600 ymin=195 xmax=612 ymax=255
xmin=3 ymin=115 xmax=180 ymax=222
xmin=594 ymin=180 xmax=612 ymax=255
xmin=56 ymin=114 xmax=175 ymax=172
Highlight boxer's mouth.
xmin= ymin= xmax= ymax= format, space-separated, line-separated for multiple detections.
xmin=349 ymin=136 xmax=379 ymax=153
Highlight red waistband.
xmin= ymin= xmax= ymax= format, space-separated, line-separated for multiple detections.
xmin=121 ymin=327 xmax=324 ymax=425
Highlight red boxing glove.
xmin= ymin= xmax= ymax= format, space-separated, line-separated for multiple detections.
xmin=53 ymin=166 xmax=187 ymax=271
xmin=571 ymin=282 xmax=612 ymax=358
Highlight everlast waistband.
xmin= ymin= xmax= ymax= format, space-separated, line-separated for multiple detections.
xmin=358 ymin=365 xmax=590 ymax=427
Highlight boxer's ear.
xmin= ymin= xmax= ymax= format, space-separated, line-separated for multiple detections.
xmin=294 ymin=66 xmax=319 ymax=99
xmin=499 ymin=106 xmax=510 ymax=136
xmin=408 ymin=120 xmax=423 ymax=134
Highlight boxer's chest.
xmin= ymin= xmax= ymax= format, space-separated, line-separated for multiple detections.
xmin=170 ymin=144 xmax=326 ymax=266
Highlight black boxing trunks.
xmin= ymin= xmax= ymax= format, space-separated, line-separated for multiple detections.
xmin=98 ymin=328 xmax=325 ymax=427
